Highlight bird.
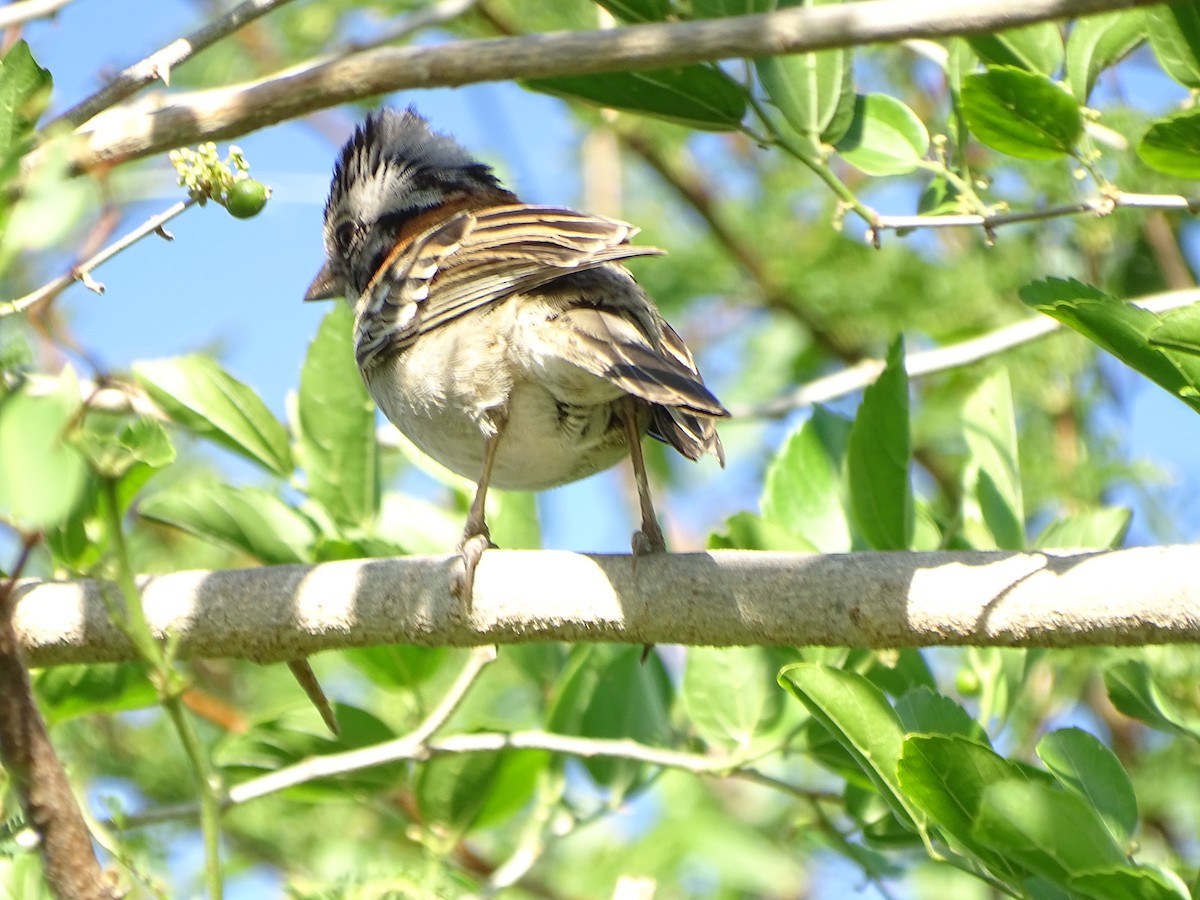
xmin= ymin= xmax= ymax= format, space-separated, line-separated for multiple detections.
xmin=305 ymin=107 xmax=727 ymax=602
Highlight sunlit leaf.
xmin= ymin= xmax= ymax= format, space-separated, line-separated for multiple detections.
xmin=1147 ymin=1 xmax=1200 ymax=88
xmin=0 ymin=373 xmax=86 ymax=528
xmin=1138 ymin=110 xmax=1200 ymax=178
xmin=1036 ymin=727 xmax=1137 ymax=847
xmin=135 ymin=355 xmax=292 ymax=476
xmin=1066 ymin=10 xmax=1146 ymax=99
xmin=835 ymin=94 xmax=929 ymax=176
xmin=970 ymin=22 xmax=1064 ymax=76
xmin=297 ymin=304 xmax=379 ymax=527
xmin=848 ymin=338 xmax=912 ymax=550
xmin=962 ymin=66 xmax=1082 ymax=158
xmin=780 ymin=663 xmax=924 ymax=832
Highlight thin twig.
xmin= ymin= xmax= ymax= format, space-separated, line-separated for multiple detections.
xmin=868 ymin=191 xmax=1200 ymax=243
xmin=737 ymin=288 xmax=1200 ymax=418
xmin=228 ymin=645 xmax=497 ymax=805
xmin=116 ymin=723 xmax=833 ymax=832
xmin=0 ymin=0 xmax=73 ymax=29
xmin=334 ymin=0 xmax=479 ymax=56
xmin=45 ymin=0 xmax=300 ymax=132
xmin=1 ymin=198 xmax=194 ymax=317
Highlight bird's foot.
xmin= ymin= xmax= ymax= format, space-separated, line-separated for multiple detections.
xmin=631 ymin=519 xmax=666 ymax=663
xmin=630 ymin=518 xmax=666 ymax=567
xmin=451 ymin=531 xmax=496 ymax=605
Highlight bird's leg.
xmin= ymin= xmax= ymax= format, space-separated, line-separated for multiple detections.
xmin=620 ymin=398 xmax=666 ymax=557
xmin=451 ymin=428 xmax=503 ymax=605
xmin=620 ymin=399 xmax=665 ymax=663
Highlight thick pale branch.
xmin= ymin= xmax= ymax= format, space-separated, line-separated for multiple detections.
xmin=64 ymin=0 xmax=1156 ymax=174
xmin=13 ymin=547 xmax=1200 ymax=666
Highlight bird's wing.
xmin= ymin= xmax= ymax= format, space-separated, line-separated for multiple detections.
xmin=538 ymin=306 xmax=728 ymax=465
xmin=354 ymin=204 xmax=662 ymax=369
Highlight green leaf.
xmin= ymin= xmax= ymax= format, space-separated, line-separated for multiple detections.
xmin=134 ymin=355 xmax=292 ymax=476
xmin=526 ymin=66 xmax=746 ymax=131
xmin=217 ymin=704 xmax=402 ymax=800
xmin=961 ymin=66 xmax=1082 ymax=159
xmin=897 ymin=734 xmax=1041 ymax=879
xmin=761 ymin=407 xmax=852 ymax=552
xmin=1021 ymin=277 xmax=1200 ymax=414
xmin=344 ymin=645 xmax=448 ymax=691
xmin=594 ymin=0 xmax=669 ymax=22
xmin=972 ymin=780 xmax=1126 ymax=886
xmin=848 ymin=338 xmax=912 ymax=550
xmin=894 ymin=687 xmax=989 ymax=745
xmin=1066 ymin=10 xmax=1146 ymax=100
xmin=834 ymin=93 xmax=929 ymax=176
xmin=549 ymin=645 xmax=673 ymax=792
xmin=970 ymin=22 xmax=1064 ymax=76
xmin=691 ymin=0 xmax=771 ymax=15
xmin=297 ymin=304 xmax=379 ymax=527
xmin=683 ymin=647 xmax=786 ymax=751
xmin=139 ymin=482 xmax=316 ymax=565
xmin=35 ymin=663 xmax=157 ymax=725
xmin=780 ymin=663 xmax=924 ymax=832
xmin=417 ymin=745 xmax=548 ymax=834
xmin=0 ymin=41 xmax=51 ymax=161
xmin=1069 ymin=866 xmax=1193 ymax=900
xmin=1137 ymin=110 xmax=1200 ymax=178
xmin=1150 ymin=302 xmax=1200 ymax=354
xmin=72 ymin=417 xmax=175 ymax=481
xmin=1104 ymin=660 xmax=1200 ymax=741
xmin=486 ymin=489 xmax=540 ymax=550
xmin=960 ymin=369 xmax=1024 ymax=550
xmin=1036 ymin=727 xmax=1137 ymax=847
xmin=708 ymin=511 xmax=817 ymax=551
xmin=757 ymin=43 xmax=855 ymax=153
xmin=0 ymin=374 xmax=87 ymax=529
xmin=1034 ymin=507 xmax=1131 ymax=549
xmin=858 ymin=648 xmax=936 ymax=698
xmin=1147 ymin=1 xmax=1200 ymax=89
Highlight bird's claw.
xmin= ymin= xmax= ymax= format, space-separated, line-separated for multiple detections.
xmin=631 ymin=522 xmax=666 ymax=663
xmin=451 ymin=532 xmax=495 ymax=605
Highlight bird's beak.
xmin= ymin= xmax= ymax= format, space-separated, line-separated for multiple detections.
xmin=303 ymin=261 xmax=340 ymax=302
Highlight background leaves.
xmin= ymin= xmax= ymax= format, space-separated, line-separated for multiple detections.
xmin=6 ymin=2 xmax=1200 ymax=898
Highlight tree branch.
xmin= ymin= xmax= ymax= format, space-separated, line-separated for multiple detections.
xmin=0 ymin=0 xmax=73 ymax=29
xmin=0 ymin=540 xmax=117 ymax=899
xmin=45 ymin=0 xmax=300 ymax=132
xmin=1 ymin=199 xmax=194 ymax=317
xmin=13 ymin=547 xmax=1200 ymax=667
xmin=868 ymin=191 xmax=1200 ymax=243
xmin=736 ymin=288 xmax=1200 ymax=418
xmin=57 ymin=0 xmax=1158 ymax=174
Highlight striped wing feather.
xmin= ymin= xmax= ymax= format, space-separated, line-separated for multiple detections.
xmin=355 ymin=205 xmax=662 ymax=367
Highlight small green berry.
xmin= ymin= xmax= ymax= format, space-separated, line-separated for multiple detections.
xmin=955 ymin=668 xmax=981 ymax=696
xmin=225 ymin=178 xmax=270 ymax=219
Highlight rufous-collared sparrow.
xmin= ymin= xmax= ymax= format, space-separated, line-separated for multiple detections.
xmin=305 ymin=108 xmax=726 ymax=600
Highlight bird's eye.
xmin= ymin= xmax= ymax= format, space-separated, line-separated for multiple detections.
xmin=333 ymin=220 xmax=360 ymax=254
